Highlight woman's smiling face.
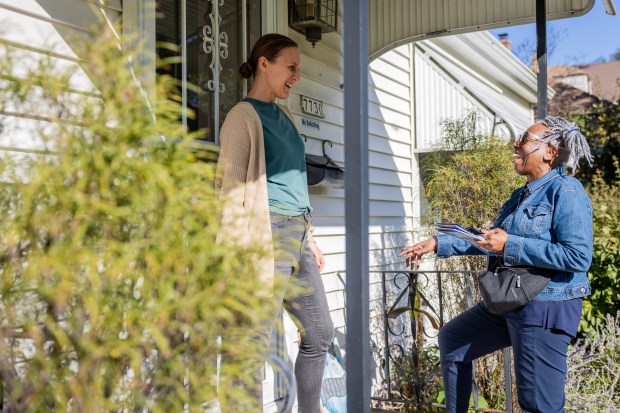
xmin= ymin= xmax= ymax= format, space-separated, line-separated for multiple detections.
xmin=263 ymin=47 xmax=301 ymax=101
xmin=512 ymin=123 xmax=553 ymax=181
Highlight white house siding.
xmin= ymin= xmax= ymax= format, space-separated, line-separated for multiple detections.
xmin=413 ymin=41 xmax=531 ymax=151
xmin=0 ymin=1 xmax=119 ymax=169
xmin=366 ymin=46 xmax=418 ymax=396
xmin=284 ymin=31 xmax=417 ymax=338
xmin=413 ymin=45 xmax=496 ymax=151
xmin=270 ymin=24 xmax=419 ymax=408
xmin=413 ymin=32 xmax=538 ymax=151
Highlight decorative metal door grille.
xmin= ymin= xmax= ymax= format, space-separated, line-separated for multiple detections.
xmin=155 ymin=0 xmax=261 ymax=143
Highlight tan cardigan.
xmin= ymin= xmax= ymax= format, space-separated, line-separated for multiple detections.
xmin=215 ymin=101 xmax=316 ymax=291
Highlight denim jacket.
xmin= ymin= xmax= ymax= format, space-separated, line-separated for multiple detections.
xmin=435 ymin=166 xmax=593 ymax=301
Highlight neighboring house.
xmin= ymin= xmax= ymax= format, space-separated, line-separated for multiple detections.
xmin=548 ymin=80 xmax=605 ymax=117
xmin=0 ymin=2 xmax=539 ymax=411
xmin=544 ymin=61 xmax=620 ymax=117
xmin=549 ymin=60 xmax=620 ymax=104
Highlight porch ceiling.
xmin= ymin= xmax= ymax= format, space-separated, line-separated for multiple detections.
xmin=369 ymin=0 xmax=596 ymax=61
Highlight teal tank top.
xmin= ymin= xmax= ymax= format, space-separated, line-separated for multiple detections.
xmin=244 ymin=98 xmax=310 ymax=215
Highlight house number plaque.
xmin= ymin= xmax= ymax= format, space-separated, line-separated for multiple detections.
xmin=300 ymin=95 xmax=325 ymax=119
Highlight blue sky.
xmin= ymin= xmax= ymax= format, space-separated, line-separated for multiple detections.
xmin=490 ymin=0 xmax=620 ymax=66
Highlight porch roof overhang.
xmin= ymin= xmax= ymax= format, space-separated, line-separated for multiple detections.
xmin=368 ymin=0 xmax=596 ymax=61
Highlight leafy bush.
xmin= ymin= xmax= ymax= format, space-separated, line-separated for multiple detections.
xmin=0 ymin=26 xmax=278 ymax=411
xmin=573 ymin=100 xmax=620 ymax=186
xmin=422 ymin=113 xmax=524 ymax=234
xmin=565 ymin=312 xmax=620 ymax=412
xmin=372 ymin=347 xmax=444 ymax=412
xmin=581 ymin=162 xmax=620 ymax=338
xmin=563 ymin=87 xmax=620 ymax=339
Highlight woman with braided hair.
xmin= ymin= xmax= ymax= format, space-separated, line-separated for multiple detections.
xmin=399 ymin=116 xmax=594 ymax=413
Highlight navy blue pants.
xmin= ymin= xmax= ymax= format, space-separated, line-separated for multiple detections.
xmin=438 ymin=302 xmax=572 ymax=413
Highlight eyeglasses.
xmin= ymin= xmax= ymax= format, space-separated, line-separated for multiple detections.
xmin=517 ymin=131 xmax=546 ymax=146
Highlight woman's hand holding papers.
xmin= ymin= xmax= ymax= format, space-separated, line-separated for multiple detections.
xmin=398 ymin=238 xmax=437 ymax=270
xmin=399 ymin=227 xmax=508 ymax=269
xmin=475 ymin=228 xmax=508 ymax=254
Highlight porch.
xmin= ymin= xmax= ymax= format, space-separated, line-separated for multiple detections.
xmin=0 ymin=0 xmax=616 ymax=412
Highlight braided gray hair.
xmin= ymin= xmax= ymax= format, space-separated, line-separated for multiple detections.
xmin=540 ymin=116 xmax=593 ymax=175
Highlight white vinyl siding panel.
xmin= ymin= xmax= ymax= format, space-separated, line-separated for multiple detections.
xmin=414 ymin=49 xmax=495 ymax=150
xmin=282 ymin=40 xmax=417 ymax=357
xmin=413 ymin=32 xmax=538 ymax=151
xmin=0 ymin=1 xmax=117 ymax=157
xmin=368 ymin=49 xmax=415 ymax=244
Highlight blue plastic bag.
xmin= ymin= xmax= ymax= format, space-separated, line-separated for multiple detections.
xmin=320 ymin=338 xmax=347 ymax=413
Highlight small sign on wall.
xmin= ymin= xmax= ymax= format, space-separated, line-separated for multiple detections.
xmin=300 ymin=95 xmax=325 ymax=119
xmin=302 ymin=118 xmax=320 ymax=130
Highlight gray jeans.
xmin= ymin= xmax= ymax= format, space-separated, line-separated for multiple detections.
xmin=269 ymin=212 xmax=335 ymax=413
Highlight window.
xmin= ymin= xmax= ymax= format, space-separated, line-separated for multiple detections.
xmin=155 ymin=0 xmax=261 ymax=143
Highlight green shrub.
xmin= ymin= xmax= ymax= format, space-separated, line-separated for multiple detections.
xmin=0 ymin=26 xmax=277 ymax=411
xmin=581 ymin=162 xmax=620 ymax=338
xmin=421 ymin=112 xmax=524 ymax=307
xmin=565 ymin=92 xmax=620 ymax=339
xmin=573 ymin=100 xmax=620 ymax=186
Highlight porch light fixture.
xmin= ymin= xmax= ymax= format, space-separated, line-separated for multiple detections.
xmin=288 ymin=0 xmax=338 ymax=47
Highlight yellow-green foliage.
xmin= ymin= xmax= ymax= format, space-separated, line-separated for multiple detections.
xmin=422 ymin=113 xmax=525 ymax=273
xmin=424 ymin=142 xmax=524 ymax=230
xmin=0 ymin=26 xmax=276 ymax=412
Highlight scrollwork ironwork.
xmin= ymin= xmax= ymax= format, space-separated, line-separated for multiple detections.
xmin=372 ymin=270 xmax=479 ymax=409
xmin=200 ymin=0 xmax=228 ymax=93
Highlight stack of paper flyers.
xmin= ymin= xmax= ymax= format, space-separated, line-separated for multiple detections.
xmin=434 ymin=223 xmax=484 ymax=244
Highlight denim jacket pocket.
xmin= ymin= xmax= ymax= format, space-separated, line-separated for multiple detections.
xmin=522 ymin=203 xmax=553 ymax=237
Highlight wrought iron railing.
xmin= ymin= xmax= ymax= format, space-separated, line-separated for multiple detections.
xmin=370 ymin=270 xmax=513 ymax=412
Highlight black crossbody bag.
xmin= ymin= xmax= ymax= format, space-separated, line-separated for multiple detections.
xmin=479 ymin=256 xmax=555 ymax=315
xmin=478 ymin=185 xmax=556 ymax=314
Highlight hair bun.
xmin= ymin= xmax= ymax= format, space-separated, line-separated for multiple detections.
xmin=239 ymin=62 xmax=254 ymax=79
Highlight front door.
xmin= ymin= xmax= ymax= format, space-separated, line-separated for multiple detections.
xmin=156 ymin=0 xmax=262 ymax=143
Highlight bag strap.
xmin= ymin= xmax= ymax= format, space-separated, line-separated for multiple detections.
xmin=486 ymin=255 xmax=503 ymax=271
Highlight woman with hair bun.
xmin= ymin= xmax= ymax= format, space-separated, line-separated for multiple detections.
xmin=400 ymin=116 xmax=594 ymax=413
xmin=216 ymin=33 xmax=334 ymax=412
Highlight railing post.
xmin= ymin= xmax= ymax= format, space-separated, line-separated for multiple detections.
xmin=503 ymin=348 xmax=513 ymax=412
xmin=408 ymin=272 xmax=420 ymax=401
xmin=382 ymin=272 xmax=391 ymax=399
xmin=437 ymin=272 xmax=444 ymax=327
